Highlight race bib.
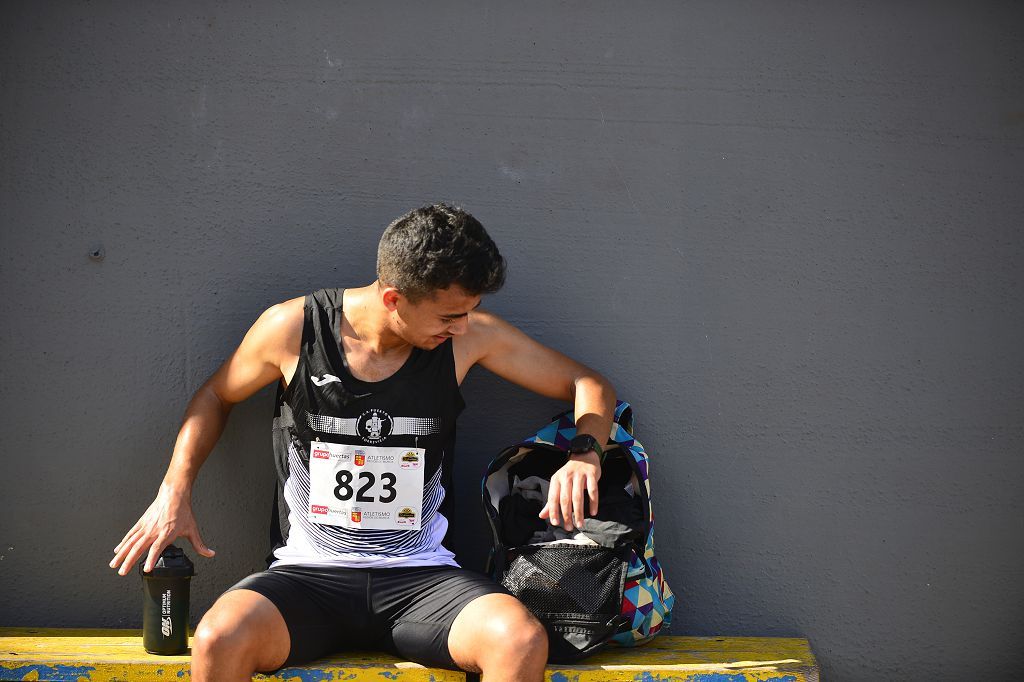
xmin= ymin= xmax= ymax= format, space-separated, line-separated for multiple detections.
xmin=307 ymin=441 xmax=425 ymax=530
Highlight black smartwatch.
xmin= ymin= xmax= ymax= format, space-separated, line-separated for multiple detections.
xmin=568 ymin=434 xmax=605 ymax=463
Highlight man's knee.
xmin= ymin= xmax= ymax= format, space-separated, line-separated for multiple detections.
xmin=191 ymin=590 xmax=289 ymax=673
xmin=450 ymin=593 xmax=549 ymax=672
xmin=193 ymin=614 xmax=237 ymax=651
xmin=481 ymin=608 xmax=549 ymax=664
xmin=192 ymin=611 xmax=253 ymax=663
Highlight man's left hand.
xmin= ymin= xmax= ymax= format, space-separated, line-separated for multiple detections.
xmin=539 ymin=450 xmax=601 ymax=530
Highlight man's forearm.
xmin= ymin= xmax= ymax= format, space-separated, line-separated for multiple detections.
xmin=571 ymin=373 xmax=616 ymax=447
xmin=110 ymin=381 xmax=229 ymax=574
xmin=161 ymin=383 xmax=234 ymax=495
xmin=543 ymin=373 xmax=616 ymax=529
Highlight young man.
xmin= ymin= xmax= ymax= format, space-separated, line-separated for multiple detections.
xmin=109 ymin=204 xmax=616 ymax=681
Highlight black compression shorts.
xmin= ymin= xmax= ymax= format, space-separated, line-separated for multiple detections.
xmin=227 ymin=563 xmax=509 ymax=670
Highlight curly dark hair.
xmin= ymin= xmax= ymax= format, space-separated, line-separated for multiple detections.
xmin=376 ymin=203 xmax=506 ymax=304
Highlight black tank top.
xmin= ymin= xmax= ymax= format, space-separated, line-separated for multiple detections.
xmin=268 ymin=288 xmax=466 ymax=567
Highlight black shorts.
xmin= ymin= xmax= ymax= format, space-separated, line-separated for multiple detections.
xmin=227 ymin=563 xmax=509 ymax=670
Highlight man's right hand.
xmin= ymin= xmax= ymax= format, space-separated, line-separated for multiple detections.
xmin=109 ymin=485 xmax=216 ymax=576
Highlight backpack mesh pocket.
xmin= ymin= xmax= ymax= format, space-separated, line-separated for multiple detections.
xmin=501 ymin=544 xmax=627 ymax=620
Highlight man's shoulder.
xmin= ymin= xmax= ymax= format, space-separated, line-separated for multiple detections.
xmin=461 ymin=308 xmax=523 ymax=364
xmin=250 ymin=295 xmax=306 ymax=357
xmin=467 ymin=306 xmax=504 ymax=330
xmin=263 ymin=295 xmax=306 ymax=328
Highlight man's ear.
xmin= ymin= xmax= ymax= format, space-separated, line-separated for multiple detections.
xmin=381 ymin=286 xmax=402 ymax=312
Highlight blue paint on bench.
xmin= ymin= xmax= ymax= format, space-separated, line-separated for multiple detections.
xmin=272 ymin=668 xmax=335 ymax=682
xmin=1 ymin=664 xmax=97 ymax=681
xmin=676 ymin=675 xmax=797 ymax=682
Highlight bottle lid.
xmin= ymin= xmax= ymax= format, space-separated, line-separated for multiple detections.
xmin=140 ymin=544 xmax=195 ymax=578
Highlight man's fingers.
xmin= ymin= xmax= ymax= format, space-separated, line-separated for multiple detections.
xmin=559 ymin=485 xmax=573 ymax=531
xmin=120 ymin=528 xmax=167 ymax=576
xmin=110 ymin=528 xmax=147 ymax=570
xmin=545 ymin=479 xmax=561 ymax=526
xmin=142 ymin=536 xmax=170 ymax=574
xmin=187 ymin=529 xmax=216 ymax=558
xmin=117 ymin=537 xmax=149 ymax=576
xmin=114 ymin=521 xmax=143 ymax=554
xmin=110 ymin=530 xmax=139 ymax=568
xmin=586 ymin=474 xmax=599 ymax=518
xmin=543 ymin=467 xmax=604 ymax=529
xmin=571 ymin=475 xmax=585 ymax=528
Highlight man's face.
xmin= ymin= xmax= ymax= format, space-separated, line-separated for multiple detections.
xmin=386 ymin=284 xmax=482 ymax=349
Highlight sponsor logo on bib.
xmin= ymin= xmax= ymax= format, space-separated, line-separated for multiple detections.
xmin=396 ymin=506 xmax=417 ymax=526
xmin=350 ymin=510 xmax=362 ymax=523
xmin=311 ymin=504 xmax=328 ymax=515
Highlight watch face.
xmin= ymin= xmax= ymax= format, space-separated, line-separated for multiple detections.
xmin=570 ymin=435 xmax=598 ymax=453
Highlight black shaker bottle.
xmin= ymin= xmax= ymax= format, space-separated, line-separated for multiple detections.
xmin=140 ymin=544 xmax=194 ymax=654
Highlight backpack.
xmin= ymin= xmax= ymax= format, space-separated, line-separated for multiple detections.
xmin=481 ymin=400 xmax=675 ymax=662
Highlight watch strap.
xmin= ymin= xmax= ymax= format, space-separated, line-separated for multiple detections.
xmin=569 ymin=434 xmax=605 ymax=462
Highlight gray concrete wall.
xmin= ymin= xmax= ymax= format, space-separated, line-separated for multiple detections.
xmin=2 ymin=2 xmax=1022 ymax=679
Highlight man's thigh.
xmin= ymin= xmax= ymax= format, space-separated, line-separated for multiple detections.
xmin=226 ymin=565 xmax=372 ymax=668
xmin=371 ymin=565 xmax=510 ymax=670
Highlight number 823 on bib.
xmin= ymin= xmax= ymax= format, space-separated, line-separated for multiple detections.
xmin=308 ymin=442 xmax=425 ymax=531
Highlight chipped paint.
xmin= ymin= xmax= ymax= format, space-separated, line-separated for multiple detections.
xmin=273 ymin=668 xmax=335 ymax=682
xmin=682 ymin=676 xmax=796 ymax=682
xmin=0 ymin=664 xmax=96 ymax=681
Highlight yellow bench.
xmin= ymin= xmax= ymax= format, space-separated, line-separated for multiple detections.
xmin=0 ymin=628 xmax=818 ymax=681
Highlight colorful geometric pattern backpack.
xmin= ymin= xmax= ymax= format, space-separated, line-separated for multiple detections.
xmin=482 ymin=400 xmax=675 ymax=662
